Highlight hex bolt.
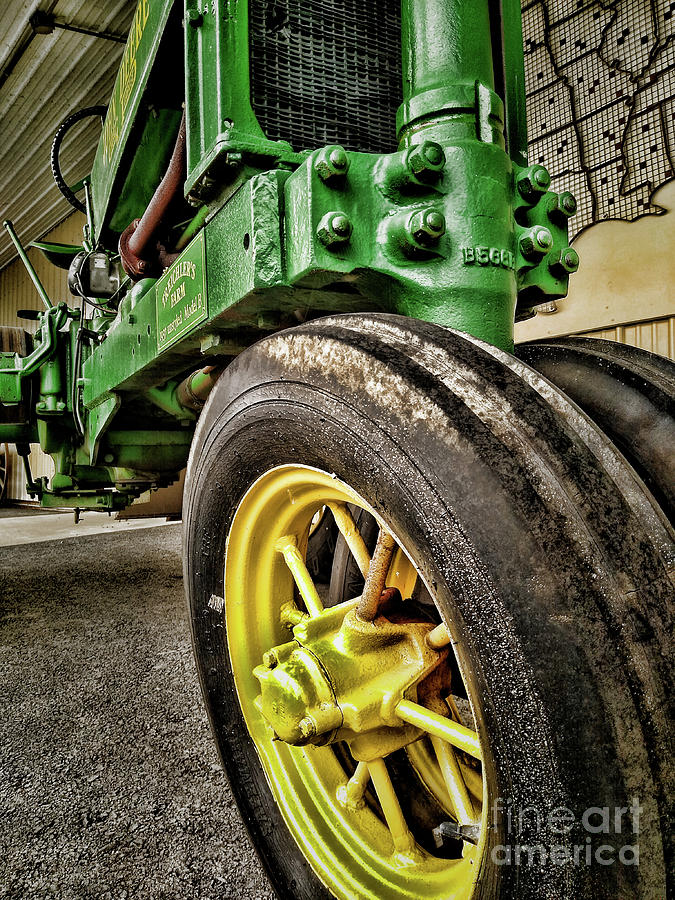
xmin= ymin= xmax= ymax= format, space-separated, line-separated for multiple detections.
xmin=314 ymin=145 xmax=350 ymax=183
xmin=406 ymin=141 xmax=446 ymax=183
xmin=548 ymin=191 xmax=578 ymax=223
xmin=516 ymin=165 xmax=551 ymax=203
xmin=317 ymin=212 xmax=353 ymax=249
xmin=262 ymin=649 xmax=279 ymax=669
xmin=549 ymin=247 xmax=580 ymax=277
xmin=408 ymin=208 xmax=446 ymax=247
xmin=519 ymin=226 xmax=553 ymax=262
xmin=298 ymin=717 xmax=316 ymax=740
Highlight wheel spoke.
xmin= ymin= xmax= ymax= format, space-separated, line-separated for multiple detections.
xmin=275 ymin=535 xmax=324 ymax=617
xmin=357 ymin=527 xmax=397 ymax=621
xmin=327 ymin=502 xmax=371 ymax=578
xmin=431 ymin=737 xmax=476 ymax=824
xmin=395 ymin=699 xmax=482 ymax=760
xmin=367 ymin=758 xmax=416 ymax=854
xmin=337 ymin=760 xmax=371 ymax=809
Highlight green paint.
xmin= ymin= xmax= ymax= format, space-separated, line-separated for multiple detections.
xmin=89 ymin=0 xmax=175 ymax=239
xmin=0 ymin=0 xmax=579 ymax=510
xmin=155 ymin=232 xmax=208 ymax=352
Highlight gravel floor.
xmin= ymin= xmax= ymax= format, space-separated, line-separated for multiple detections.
xmin=0 ymin=524 xmax=274 ymax=900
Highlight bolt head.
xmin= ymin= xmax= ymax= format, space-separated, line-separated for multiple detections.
xmin=519 ymin=226 xmax=553 ymax=261
xmin=298 ymin=717 xmax=316 ymax=740
xmin=315 ymin=145 xmax=349 ymax=182
xmin=407 ymin=141 xmax=445 ymax=183
xmin=517 ymin=165 xmax=551 ymax=202
xmin=549 ymin=247 xmax=580 ymax=276
xmin=409 ymin=208 xmax=446 ymax=246
xmin=262 ymin=649 xmax=278 ymax=669
xmin=560 ymin=192 xmax=577 ymax=215
xmin=317 ymin=211 xmax=353 ymax=248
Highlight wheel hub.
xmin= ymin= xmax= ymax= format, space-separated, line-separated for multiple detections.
xmin=254 ymin=590 xmax=448 ymax=761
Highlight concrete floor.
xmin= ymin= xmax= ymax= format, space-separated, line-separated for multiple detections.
xmin=0 ymin=521 xmax=273 ymax=900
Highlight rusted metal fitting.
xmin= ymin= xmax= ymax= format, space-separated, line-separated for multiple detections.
xmin=317 ymin=211 xmax=353 ymax=249
xmin=314 ymin=145 xmax=350 ymax=183
xmin=356 ymin=530 xmax=397 ymax=621
xmin=549 ymin=247 xmax=580 ymax=277
xmin=516 ymin=165 xmax=551 ymax=203
xmin=406 ymin=141 xmax=445 ymax=184
xmin=119 ymin=112 xmax=187 ymax=280
xmin=118 ymin=219 xmax=152 ymax=279
xmin=519 ymin=225 xmax=553 ymax=262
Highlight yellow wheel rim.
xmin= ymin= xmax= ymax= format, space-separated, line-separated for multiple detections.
xmin=225 ymin=464 xmax=486 ymax=899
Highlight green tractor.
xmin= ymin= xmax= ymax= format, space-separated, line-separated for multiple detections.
xmin=1 ymin=1 xmax=672 ymax=896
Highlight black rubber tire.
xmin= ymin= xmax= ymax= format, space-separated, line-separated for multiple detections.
xmin=184 ymin=314 xmax=674 ymax=899
xmin=518 ymin=337 xmax=675 ymax=522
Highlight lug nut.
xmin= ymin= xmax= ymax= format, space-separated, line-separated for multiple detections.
xmin=406 ymin=141 xmax=446 ymax=183
xmin=298 ymin=717 xmax=316 ymax=740
xmin=408 ymin=208 xmax=446 ymax=246
xmin=519 ymin=226 xmax=553 ymax=262
xmin=314 ymin=145 xmax=350 ymax=183
xmin=317 ymin=211 xmax=353 ymax=249
xmin=549 ymin=247 xmax=580 ymax=277
xmin=517 ymin=165 xmax=551 ymax=203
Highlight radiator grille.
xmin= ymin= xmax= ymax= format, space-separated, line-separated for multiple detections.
xmin=249 ymin=0 xmax=402 ymax=154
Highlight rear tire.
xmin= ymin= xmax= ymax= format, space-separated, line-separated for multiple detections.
xmin=184 ymin=314 xmax=673 ymax=899
xmin=517 ymin=336 xmax=675 ymax=521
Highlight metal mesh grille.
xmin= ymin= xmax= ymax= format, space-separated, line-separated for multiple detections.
xmin=249 ymin=0 xmax=402 ymax=154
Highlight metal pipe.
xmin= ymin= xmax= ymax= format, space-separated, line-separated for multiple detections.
xmin=174 ymin=365 xmax=222 ymax=412
xmin=2 ymin=220 xmax=53 ymax=309
xmin=399 ymin=0 xmax=495 ymax=137
xmin=128 ymin=112 xmax=187 ymax=259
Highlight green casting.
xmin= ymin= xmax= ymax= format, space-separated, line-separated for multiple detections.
xmin=0 ymin=0 xmax=578 ymax=510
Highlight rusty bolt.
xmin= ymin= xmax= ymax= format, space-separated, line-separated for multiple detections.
xmin=314 ymin=145 xmax=350 ymax=183
xmin=517 ymin=165 xmax=551 ymax=203
xmin=298 ymin=717 xmax=316 ymax=740
xmin=549 ymin=247 xmax=580 ymax=277
xmin=317 ymin=211 xmax=353 ymax=249
xmin=408 ymin=208 xmax=446 ymax=247
xmin=519 ymin=226 xmax=553 ymax=262
xmin=262 ymin=649 xmax=279 ymax=669
xmin=406 ymin=141 xmax=446 ymax=183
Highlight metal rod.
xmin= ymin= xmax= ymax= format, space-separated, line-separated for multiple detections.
xmin=327 ymin=502 xmax=371 ymax=578
xmin=356 ymin=528 xmax=396 ymax=621
xmin=395 ymin=699 xmax=482 ymax=760
xmin=367 ymin=758 xmax=416 ymax=853
xmin=3 ymin=220 xmax=52 ymax=309
xmin=275 ymin=535 xmax=324 ymax=617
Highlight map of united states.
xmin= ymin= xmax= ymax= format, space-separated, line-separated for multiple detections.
xmin=523 ymin=0 xmax=675 ymax=237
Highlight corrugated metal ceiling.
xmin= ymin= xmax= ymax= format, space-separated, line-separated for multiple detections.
xmin=0 ymin=0 xmax=137 ymax=271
